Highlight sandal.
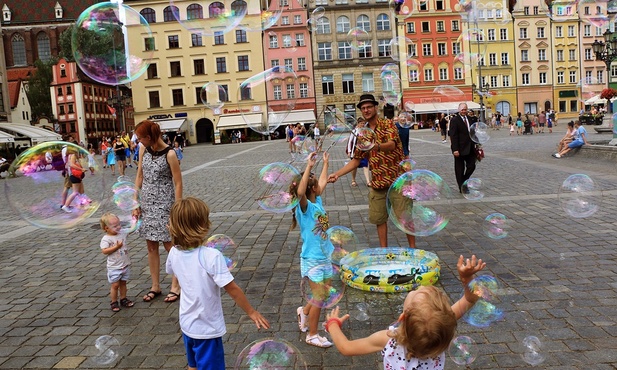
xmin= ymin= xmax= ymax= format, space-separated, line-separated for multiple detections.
xmin=164 ymin=291 xmax=180 ymax=303
xmin=110 ymin=301 xmax=120 ymax=312
xmin=367 ymin=182 xmax=372 ymax=188
xmin=297 ymin=307 xmax=308 ymax=332
xmin=120 ymin=298 xmax=134 ymax=307
xmin=143 ymin=290 xmax=162 ymax=302
xmin=305 ymin=334 xmax=332 ymax=348
xmin=351 ymin=181 xmax=358 ymax=187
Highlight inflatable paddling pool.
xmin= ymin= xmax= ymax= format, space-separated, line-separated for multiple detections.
xmin=340 ymin=248 xmax=440 ymax=293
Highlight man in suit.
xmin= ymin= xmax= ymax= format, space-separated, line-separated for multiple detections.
xmin=449 ymin=102 xmax=476 ymax=193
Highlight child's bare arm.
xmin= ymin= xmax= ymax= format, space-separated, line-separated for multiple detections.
xmin=451 ymin=255 xmax=486 ymax=319
xmin=224 ymin=281 xmax=270 ymax=329
xmin=326 ymin=306 xmax=390 ymax=356
xmin=101 ymin=240 xmax=123 ymax=255
xmin=317 ymin=152 xmax=329 ymax=194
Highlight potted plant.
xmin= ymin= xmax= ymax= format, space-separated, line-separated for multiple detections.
xmin=600 ymin=88 xmax=617 ymax=113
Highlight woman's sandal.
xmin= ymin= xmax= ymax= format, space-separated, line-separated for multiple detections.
xmin=164 ymin=292 xmax=180 ymax=303
xmin=351 ymin=181 xmax=358 ymax=187
xmin=110 ymin=301 xmax=120 ymax=312
xmin=143 ymin=290 xmax=162 ymax=302
xmin=120 ymin=298 xmax=134 ymax=308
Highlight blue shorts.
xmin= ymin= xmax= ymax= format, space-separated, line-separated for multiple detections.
xmin=182 ymin=334 xmax=225 ymax=370
xmin=568 ymin=140 xmax=584 ymax=149
xmin=107 ymin=266 xmax=130 ymax=283
xmin=301 ymin=258 xmax=333 ymax=282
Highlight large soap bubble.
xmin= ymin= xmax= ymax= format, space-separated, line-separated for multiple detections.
xmin=256 ymin=162 xmax=300 ymax=213
xmin=239 ymin=5 xmax=282 ymax=32
xmin=463 ymin=275 xmax=504 ymax=327
xmin=5 ymin=142 xmax=107 ymax=229
xmin=387 ymin=170 xmax=452 ymax=236
xmin=239 ymin=66 xmax=297 ymax=136
xmin=170 ymin=0 xmax=247 ymax=36
xmin=200 ymin=82 xmax=227 ymax=110
xmin=326 ymin=226 xmax=358 ymax=265
xmin=521 ymin=335 xmax=546 ymax=366
xmin=201 ymin=234 xmax=238 ymax=270
xmin=301 ymin=263 xmax=345 ymax=308
xmin=449 ymin=336 xmax=477 ymax=365
xmin=92 ymin=335 xmax=120 ymax=365
xmin=470 ymin=122 xmax=490 ymax=144
xmin=72 ymin=2 xmax=153 ymax=85
xmin=483 ymin=213 xmax=509 ymax=239
xmin=558 ymin=174 xmax=600 ymax=218
xmin=235 ymin=338 xmax=307 ymax=369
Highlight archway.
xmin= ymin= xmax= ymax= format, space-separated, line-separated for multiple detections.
xmin=544 ymin=100 xmax=552 ymax=111
xmin=495 ymin=101 xmax=511 ymax=116
xmin=195 ymin=118 xmax=214 ymax=143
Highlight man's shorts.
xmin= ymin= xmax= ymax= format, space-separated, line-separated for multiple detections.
xmin=369 ymin=186 xmax=412 ymax=226
xmin=107 ymin=266 xmax=131 ymax=283
xmin=64 ymin=173 xmax=72 ymax=189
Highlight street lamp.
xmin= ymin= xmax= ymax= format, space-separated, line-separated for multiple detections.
xmin=472 ymin=82 xmax=490 ymax=122
xmin=107 ymin=89 xmax=131 ymax=133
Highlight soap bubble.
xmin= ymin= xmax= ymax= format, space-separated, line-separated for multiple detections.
xmin=381 ymin=71 xmax=403 ymax=106
xmin=521 ymin=335 xmax=546 ymax=366
xmin=111 ymin=181 xmax=140 ymax=211
xmin=201 ymin=234 xmax=237 ymax=270
xmin=301 ymin=263 xmax=345 ymax=308
xmin=256 ymin=162 xmax=300 ymax=213
xmin=324 ymin=107 xmax=355 ymax=135
xmin=578 ymin=0 xmax=609 ymax=27
xmin=462 ymin=178 xmax=484 ymax=200
xmin=4 ymin=142 xmax=106 ymax=229
xmin=558 ymin=174 xmax=600 ymax=218
xmin=576 ymin=77 xmax=601 ymax=104
xmin=92 ymin=335 xmax=119 ymax=365
xmin=463 ymin=275 xmax=504 ymax=327
xmin=389 ymin=36 xmax=415 ymax=65
xmin=390 ymin=0 xmax=413 ymax=16
xmin=240 ymin=66 xmax=297 ymax=136
xmin=312 ymin=7 xmax=326 ymax=20
xmin=397 ymin=111 xmax=414 ymax=129
xmin=543 ymin=0 xmax=580 ymax=22
xmin=353 ymin=127 xmax=377 ymax=151
xmin=483 ymin=213 xmax=509 ymax=239
xmin=399 ymin=158 xmax=417 ymax=172
xmin=354 ymin=302 xmax=370 ymax=321
xmin=404 ymin=101 xmax=416 ymax=112
xmin=387 ymin=170 xmax=452 ymax=236
xmin=347 ymin=27 xmax=370 ymax=50
xmin=449 ymin=336 xmax=477 ymax=365
xmin=200 ymin=82 xmax=227 ymax=110
xmin=326 ymin=226 xmax=358 ymax=265
xmin=170 ymin=0 xmax=247 ymax=36
xmin=240 ymin=6 xmax=283 ymax=32
xmin=72 ymin=2 xmax=153 ymax=85
xmin=470 ymin=122 xmax=490 ymax=144
xmin=117 ymin=210 xmax=141 ymax=234
xmin=234 ymin=338 xmax=307 ymax=369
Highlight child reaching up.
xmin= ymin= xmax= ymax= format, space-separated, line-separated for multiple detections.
xmin=325 ymin=255 xmax=486 ymax=369
xmin=166 ymin=197 xmax=269 ymax=370
xmin=289 ymin=152 xmax=335 ymax=348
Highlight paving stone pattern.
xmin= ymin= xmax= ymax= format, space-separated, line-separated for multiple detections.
xmin=1 ymin=126 xmax=617 ymax=369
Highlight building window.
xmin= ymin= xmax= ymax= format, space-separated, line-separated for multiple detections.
xmin=337 ymin=16 xmax=351 ymax=33
xmin=408 ymin=44 xmax=418 ymax=57
xmin=68 ymin=104 xmax=74 ymax=113
xmin=490 ymin=76 xmax=498 ymax=88
xmin=284 ymin=58 xmax=293 ymax=68
xmin=11 ymin=34 xmax=26 ymax=66
xmin=521 ymin=50 xmax=529 ymax=61
xmin=519 ymin=28 xmax=527 ymax=39
xmin=145 ymin=37 xmax=156 ymax=50
xmin=569 ymin=49 xmax=576 ymax=61
xmin=240 ymin=85 xmax=251 ymax=100
xmin=297 ymin=57 xmax=306 ymax=71
xmin=533 ymin=6 xmax=538 ymax=14
xmin=66 ymin=86 xmax=72 ymax=95
xmin=538 ymin=49 xmax=546 ymax=61
xmin=422 ymin=43 xmax=432 ymax=56
xmin=421 ymin=21 xmax=430 ymax=33
xmin=376 ymin=14 xmax=390 ymax=31
xmin=273 ymin=85 xmax=282 ymax=100
xmin=342 ymin=73 xmax=355 ymax=93
xmin=568 ymin=25 xmax=575 ymax=37
xmin=437 ymin=43 xmax=447 ymax=56
xmin=36 ymin=32 xmax=51 ymax=62
xmin=583 ymin=25 xmax=591 ymax=37
xmin=236 ymin=29 xmax=247 ymax=43
xmin=407 ymin=22 xmax=415 ymax=33
xmin=559 ymin=100 xmax=566 ymax=112
xmin=524 ymin=6 xmax=529 ymax=15
xmin=269 ymin=35 xmax=278 ymax=48
xmin=280 ymin=0 xmax=288 ymax=5
xmin=294 ymin=15 xmax=302 ymax=24
xmin=539 ymin=72 xmax=547 ymax=84
xmin=409 ymin=69 xmax=419 ymax=82
xmin=439 ymin=68 xmax=448 ymax=80
xmin=357 ymin=15 xmax=371 ymax=31
xmin=214 ymin=33 xmax=224 ymax=45
xmin=142 ymin=90 xmax=158 ymax=109
xmin=299 ymin=83 xmax=309 ymax=98
xmin=569 ymin=70 xmax=576 ymax=83
xmin=147 ymin=63 xmax=158 ymax=79
xmin=170 ymin=61 xmax=182 ymax=77
xmin=187 ymin=4 xmax=203 ymax=19
xmin=296 ymin=34 xmax=305 ymax=47
xmin=271 ymin=59 xmax=279 ymax=68
xmin=501 ymin=53 xmax=509 ymax=65
xmin=168 ymin=35 xmax=179 ymax=49
xmin=359 ymin=42 xmax=372 ymax=58
xmin=502 ymin=75 xmax=510 ymax=87
xmin=286 ymin=84 xmax=295 ymax=99
xmin=191 ymin=34 xmax=202 ymax=47
xmin=318 ymin=42 xmax=332 ymax=60
xmin=282 ymin=34 xmax=292 ymax=48
xmin=362 ymin=72 xmax=374 ymax=92
xmin=436 ymin=0 xmax=444 ymax=9
xmin=140 ymin=8 xmax=156 ymax=23
xmin=281 ymin=16 xmax=289 ymax=25
xmin=378 ymin=39 xmax=391 ymax=57
xmin=500 ymin=28 xmax=507 ymax=40
xmin=209 ymin=2 xmax=225 ymax=17
xmin=452 ymin=20 xmax=459 ymax=31
xmin=339 ymin=42 xmax=352 ymax=59
xmin=537 ymin=27 xmax=545 ymax=38
xmin=424 ymin=68 xmax=433 ymax=81
xmin=59 ymin=105 xmax=65 ymax=114
xmin=556 ymin=26 xmax=563 ymax=37
xmin=316 ymin=17 xmax=331 ymax=34
xmin=522 ymin=73 xmax=530 ymax=85
xmin=219 ymin=85 xmax=229 ymax=102
xmin=598 ymin=70 xmax=604 ymax=83
xmin=60 ymin=68 xmax=66 ymax=78
xmin=454 ymin=67 xmax=463 ymax=80
xmin=238 ymin=55 xmax=249 ymax=71
xmin=194 ymin=59 xmax=204 ymax=75
xmin=557 ymin=71 xmax=564 ymax=84
xmin=322 ymin=75 xmax=335 ymax=95
xmin=216 ymin=57 xmax=226 ymax=73
xmin=172 ymin=89 xmax=184 ymax=106
xmin=585 ymin=70 xmax=593 ymax=83
xmin=452 ymin=42 xmax=461 ymax=55
xmin=557 ymin=50 xmax=564 ymax=61
xmin=489 ymin=53 xmax=496 ymax=66
xmin=163 ymin=6 xmax=177 ymax=22
xmin=488 ymin=29 xmax=495 ymax=41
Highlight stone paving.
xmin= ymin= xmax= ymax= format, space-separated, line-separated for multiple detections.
xmin=1 ymin=124 xmax=617 ymax=369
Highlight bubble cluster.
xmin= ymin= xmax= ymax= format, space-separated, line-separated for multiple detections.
xmin=92 ymin=335 xmax=119 ymax=365
xmin=470 ymin=122 xmax=490 ymax=144
xmin=201 ymin=234 xmax=237 ymax=270
xmin=256 ymin=162 xmax=300 ymax=213
xmin=558 ymin=174 xmax=600 ymax=218
xmin=326 ymin=226 xmax=358 ymax=265
xmin=240 ymin=66 xmax=297 ymax=136
xmin=234 ymin=338 xmax=307 ymax=369
xmin=449 ymin=336 xmax=477 ymax=365
xmin=521 ymin=335 xmax=545 ymax=366
xmin=387 ymin=170 xmax=452 ymax=237
xmin=301 ymin=263 xmax=345 ymax=308
xmin=483 ymin=213 xmax=509 ymax=239
xmin=72 ymin=2 xmax=153 ymax=85
xmin=171 ymin=0 xmax=247 ymax=36
xmin=4 ymin=142 xmax=106 ymax=229
xmin=463 ymin=275 xmax=504 ymax=327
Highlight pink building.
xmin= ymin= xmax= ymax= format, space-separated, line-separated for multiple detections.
xmin=262 ymin=0 xmax=317 ymax=131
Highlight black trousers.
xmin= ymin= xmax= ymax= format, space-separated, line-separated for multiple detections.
xmin=454 ymin=154 xmax=476 ymax=191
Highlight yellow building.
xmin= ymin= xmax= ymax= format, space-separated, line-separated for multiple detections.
xmin=127 ymin=0 xmax=267 ymax=144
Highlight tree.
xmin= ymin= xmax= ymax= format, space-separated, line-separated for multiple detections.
xmin=58 ymin=25 xmax=75 ymax=62
xmin=26 ymin=59 xmax=56 ymax=122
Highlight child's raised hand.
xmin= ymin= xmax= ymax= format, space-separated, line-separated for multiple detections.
xmin=322 ymin=151 xmax=330 ymax=163
xmin=457 ymin=255 xmax=486 ymax=284
xmin=307 ymin=152 xmax=317 ymax=167
xmin=248 ymin=310 xmax=270 ymax=330
xmin=326 ymin=306 xmax=350 ymax=325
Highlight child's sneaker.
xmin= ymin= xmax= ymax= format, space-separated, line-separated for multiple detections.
xmin=297 ymin=306 xmax=308 ymax=332
xmin=305 ymin=334 xmax=332 ymax=348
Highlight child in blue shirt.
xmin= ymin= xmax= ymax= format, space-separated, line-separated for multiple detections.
xmin=290 ymin=152 xmax=335 ymax=348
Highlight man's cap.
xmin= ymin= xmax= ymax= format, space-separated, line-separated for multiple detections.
xmin=357 ymin=94 xmax=379 ymax=109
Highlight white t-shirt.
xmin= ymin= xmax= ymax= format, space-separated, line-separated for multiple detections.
xmin=166 ymin=246 xmax=234 ymax=339
xmin=100 ymin=233 xmax=130 ymax=270
xmin=314 ymin=127 xmax=320 ymax=136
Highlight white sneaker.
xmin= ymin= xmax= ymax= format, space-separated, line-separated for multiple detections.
xmin=442 ymin=140 xmax=447 ymax=143
xmin=296 ymin=307 xmax=308 ymax=332
xmin=305 ymin=334 xmax=332 ymax=348
xmin=554 ymin=153 xmax=561 ymax=158
xmin=61 ymin=205 xmax=73 ymax=213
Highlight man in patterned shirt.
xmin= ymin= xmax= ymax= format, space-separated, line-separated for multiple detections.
xmin=328 ymin=94 xmax=416 ymax=249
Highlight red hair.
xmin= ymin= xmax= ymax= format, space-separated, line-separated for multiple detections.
xmin=135 ymin=120 xmax=162 ymax=142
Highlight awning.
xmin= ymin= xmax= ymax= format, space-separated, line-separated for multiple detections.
xmin=584 ymin=94 xmax=616 ymax=105
xmin=154 ymin=119 xmax=187 ymax=133
xmin=0 ymin=123 xmax=62 ymax=144
xmin=410 ymin=101 xmax=481 ymax=114
xmin=269 ymin=109 xmax=316 ymax=125
xmin=217 ymin=113 xmax=262 ymax=130
xmin=0 ymin=130 xmax=14 ymax=143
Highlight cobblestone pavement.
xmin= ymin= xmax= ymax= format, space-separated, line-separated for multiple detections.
xmin=1 ymin=125 xmax=617 ymax=369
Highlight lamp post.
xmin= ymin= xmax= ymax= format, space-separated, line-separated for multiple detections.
xmin=107 ymin=88 xmax=131 ymax=133
xmin=472 ymin=82 xmax=490 ymax=123
xmin=592 ymin=29 xmax=617 ymax=139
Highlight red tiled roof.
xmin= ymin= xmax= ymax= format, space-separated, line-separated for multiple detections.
xmin=1 ymin=0 xmax=102 ymax=24
xmin=7 ymin=67 xmax=34 ymax=82
xmin=8 ymin=80 xmax=20 ymax=109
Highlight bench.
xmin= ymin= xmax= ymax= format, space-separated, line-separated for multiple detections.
xmin=594 ymin=126 xmax=612 ymax=133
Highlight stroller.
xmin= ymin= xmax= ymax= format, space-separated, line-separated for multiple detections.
xmin=523 ymin=119 xmax=533 ymax=135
